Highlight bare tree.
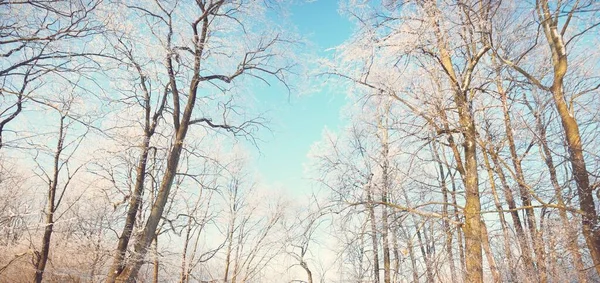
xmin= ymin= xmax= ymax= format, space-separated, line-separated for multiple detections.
xmin=494 ymin=0 xmax=600 ymax=275
xmin=30 ymin=96 xmax=89 ymax=282
xmin=103 ymin=1 xmax=295 ymax=281
xmin=0 ymin=0 xmax=104 ymax=149
xmin=329 ymin=1 xmax=494 ymax=281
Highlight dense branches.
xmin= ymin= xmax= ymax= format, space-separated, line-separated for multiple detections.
xmin=1 ymin=0 xmax=600 ymax=282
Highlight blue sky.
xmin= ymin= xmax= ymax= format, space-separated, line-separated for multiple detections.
xmin=253 ymin=0 xmax=352 ymax=195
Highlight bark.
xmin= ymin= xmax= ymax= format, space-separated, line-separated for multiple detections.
xmin=113 ymin=124 xmax=189 ymax=282
xmin=110 ymin=4 xmax=216 ymax=281
xmin=536 ymin=0 xmax=600 ymax=275
xmin=534 ymin=108 xmax=587 ymax=282
xmin=231 ymin=217 xmax=245 ymax=283
xmin=400 ymin=224 xmax=419 ymax=283
xmin=449 ymin=170 xmax=466 ymax=278
xmin=179 ymin=218 xmax=192 ymax=283
xmin=458 ymin=89 xmax=483 ymax=283
xmin=481 ymin=148 xmax=516 ymax=281
xmin=499 ymin=80 xmax=547 ymax=282
xmin=300 ymin=260 xmax=313 ymax=283
xmin=106 ymin=43 xmax=167 ymax=283
xmin=548 ymin=227 xmax=559 ymax=281
xmin=422 ymin=1 xmax=486 ymax=280
xmin=106 ymin=135 xmax=152 ymax=282
xmin=357 ymin=223 xmax=366 ymax=280
xmin=391 ymin=226 xmax=401 ymax=282
xmin=33 ymin=116 xmax=66 ymax=283
xmin=480 ymin=220 xmax=501 ymax=283
xmin=378 ymin=103 xmax=391 ymax=283
xmin=367 ymin=183 xmax=380 ymax=283
xmin=434 ymin=143 xmax=458 ymax=282
xmin=224 ymin=180 xmax=239 ymax=282
xmin=33 ymin=174 xmax=57 ymax=283
xmin=416 ymin=224 xmax=434 ymax=282
xmin=487 ymin=51 xmax=538 ymax=280
xmin=380 ymin=179 xmax=391 ymax=283
xmin=152 ymin=236 xmax=159 ymax=283
xmin=224 ymin=233 xmax=233 ymax=282
xmin=487 ymin=144 xmax=536 ymax=281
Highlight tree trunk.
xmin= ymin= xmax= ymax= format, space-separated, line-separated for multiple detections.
xmin=224 ymin=186 xmax=238 ymax=282
xmin=537 ymin=0 xmax=600 ymax=275
xmin=481 ymin=220 xmax=501 ymax=283
xmin=33 ymin=116 xmax=65 ymax=283
xmin=434 ymin=143 xmax=458 ymax=282
xmin=456 ymin=89 xmax=483 ymax=283
xmin=367 ymin=183 xmax=380 ymax=283
xmin=487 ymin=52 xmax=535 ymax=280
xmin=481 ymin=148 xmax=515 ymax=281
xmin=391 ymin=226 xmax=401 ymax=282
xmin=108 ymin=5 xmax=213 ymax=281
xmin=449 ymin=170 xmax=466 ymax=279
xmin=231 ymin=220 xmax=243 ymax=283
xmin=106 ymin=135 xmax=152 ymax=283
xmin=300 ymin=261 xmax=313 ymax=283
xmin=34 ymin=203 xmax=55 ymax=283
xmin=106 ymin=44 xmax=166 ymax=283
xmin=416 ymin=224 xmax=434 ymax=282
xmin=378 ymin=104 xmax=391 ymax=283
xmin=400 ymin=224 xmax=419 ymax=283
xmin=534 ymin=108 xmax=587 ymax=282
xmin=114 ymin=128 xmax=188 ymax=282
xmin=381 ymin=182 xmax=391 ymax=283
xmin=179 ymin=218 xmax=192 ymax=283
xmin=153 ymin=236 xmax=159 ymax=283
xmin=499 ymin=81 xmax=547 ymax=283
xmin=424 ymin=1 xmax=484 ymax=279
xmin=488 ymin=147 xmax=536 ymax=281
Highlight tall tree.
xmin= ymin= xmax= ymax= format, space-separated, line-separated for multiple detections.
xmin=31 ymin=96 xmax=89 ymax=282
xmin=332 ymin=1 xmax=493 ymax=281
xmin=104 ymin=2 xmax=294 ymax=281
xmin=495 ymin=0 xmax=600 ymax=274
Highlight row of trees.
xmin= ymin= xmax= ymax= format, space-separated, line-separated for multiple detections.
xmin=311 ymin=0 xmax=600 ymax=282
xmin=1 ymin=0 xmax=600 ymax=282
xmin=1 ymin=0 xmax=307 ymax=282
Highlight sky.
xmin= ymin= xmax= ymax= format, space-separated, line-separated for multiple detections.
xmin=0 ymin=0 xmax=354 ymax=200
xmin=253 ymin=0 xmax=353 ymax=196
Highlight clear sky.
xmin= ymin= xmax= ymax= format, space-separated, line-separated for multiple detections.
xmin=253 ymin=0 xmax=352 ymax=196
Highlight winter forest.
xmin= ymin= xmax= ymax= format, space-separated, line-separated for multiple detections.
xmin=1 ymin=0 xmax=600 ymax=282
